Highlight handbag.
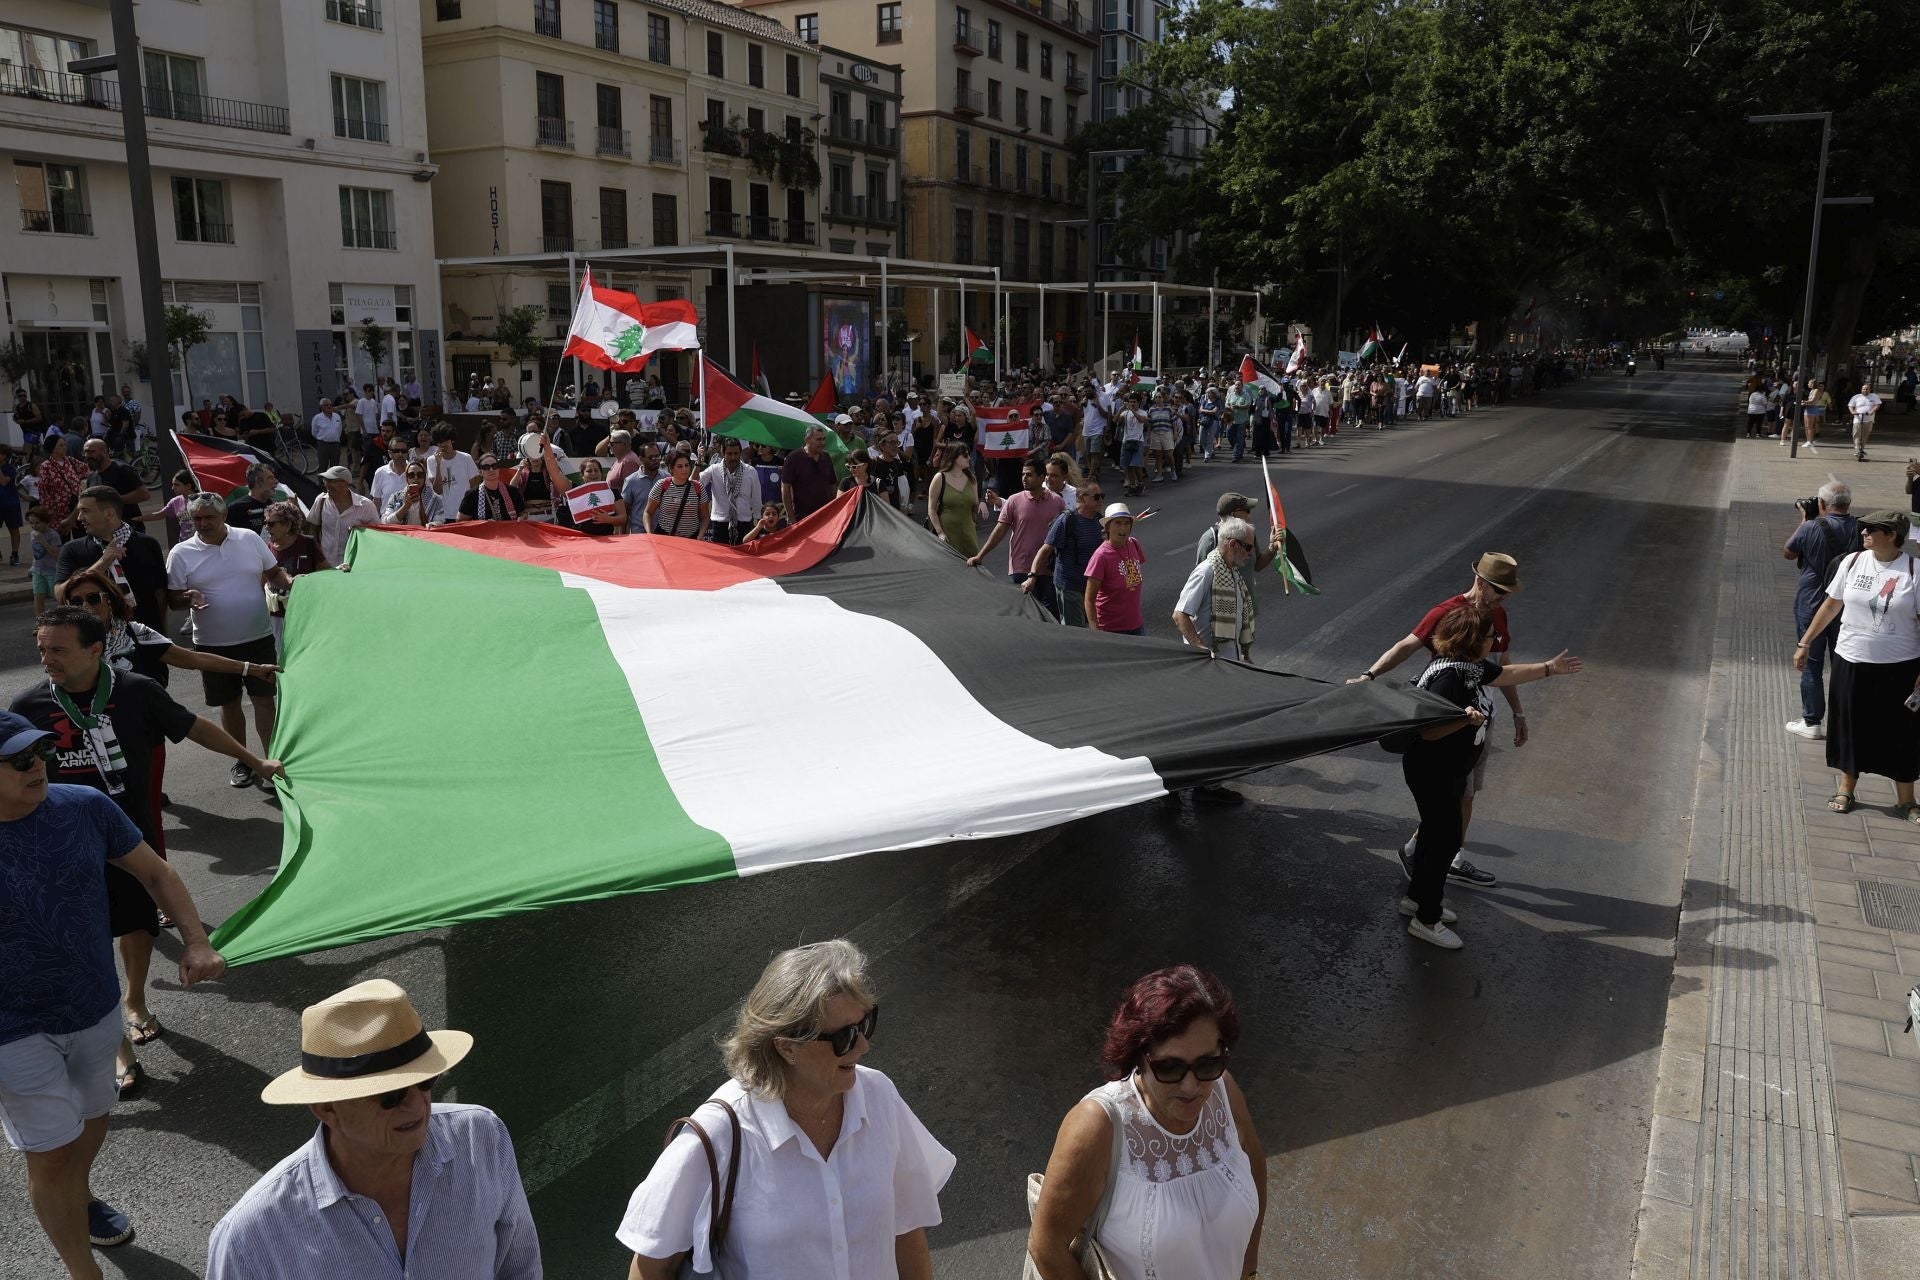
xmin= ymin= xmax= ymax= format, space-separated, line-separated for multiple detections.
xmin=1021 ymin=1092 xmax=1124 ymax=1280
xmin=664 ymin=1098 xmax=741 ymax=1280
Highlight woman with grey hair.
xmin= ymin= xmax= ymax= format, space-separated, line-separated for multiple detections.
xmin=617 ymin=939 xmax=953 ymax=1279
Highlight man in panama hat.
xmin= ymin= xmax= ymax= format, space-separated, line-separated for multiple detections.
xmin=206 ymin=979 xmax=541 ymax=1278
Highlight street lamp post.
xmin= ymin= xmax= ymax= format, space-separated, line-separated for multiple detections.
xmin=1084 ymin=148 xmax=1144 ymax=372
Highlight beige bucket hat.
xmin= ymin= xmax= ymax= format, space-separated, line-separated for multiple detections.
xmin=260 ymin=979 xmax=472 ymax=1105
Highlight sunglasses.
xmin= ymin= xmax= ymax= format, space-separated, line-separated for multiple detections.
xmin=406 ymin=473 xmax=426 ymax=480
xmin=4 ymin=743 xmax=55 ymax=771
xmin=1143 ymin=1045 xmax=1231 ymax=1085
xmin=481 ymin=462 xmax=501 ymax=470
xmin=1234 ymin=540 xmax=1256 ymax=552
xmin=793 ymin=1006 xmax=879 ymax=1057
xmin=70 ymin=590 xmax=110 ymax=606
xmin=376 ymin=1075 xmax=440 ymax=1109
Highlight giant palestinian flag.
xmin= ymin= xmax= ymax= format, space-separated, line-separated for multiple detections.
xmin=209 ymin=491 xmax=1452 ymax=964
xmin=174 ymin=431 xmax=321 ymax=506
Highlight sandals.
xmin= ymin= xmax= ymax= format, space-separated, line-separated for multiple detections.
xmin=125 ymin=1012 xmax=162 ymax=1045
xmin=116 ymin=1060 xmax=145 ymax=1099
xmin=1828 ymin=793 xmax=1857 ymax=813
xmin=1902 ymin=804 xmax=1920 ymax=825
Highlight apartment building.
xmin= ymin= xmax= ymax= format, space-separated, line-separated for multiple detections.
xmin=744 ymin=0 xmax=1094 ymax=367
xmin=813 ymin=45 xmax=901 ymax=259
xmin=0 ymin=1 xmax=441 ymax=425
xmin=426 ymin=0 xmax=821 ymax=391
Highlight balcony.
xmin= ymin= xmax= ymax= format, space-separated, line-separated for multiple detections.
xmin=1024 ymin=0 xmax=1092 ymax=36
xmin=705 ymin=210 xmax=738 ymax=236
xmin=533 ymin=7 xmax=561 ymax=38
xmin=325 ymin=0 xmax=383 ymax=30
xmin=335 ymin=115 xmax=390 ymax=143
xmin=647 ymin=134 xmax=684 ymax=165
xmin=701 ymin=120 xmax=744 ymax=157
xmin=345 ymin=226 xmax=397 ymax=250
xmin=786 ymin=219 xmax=814 ymax=244
xmin=180 ymin=220 xmax=234 ymax=244
xmin=827 ymin=194 xmax=897 ymax=225
xmin=1063 ymin=72 xmax=1087 ymax=95
xmin=744 ymin=214 xmax=778 ymax=241
xmin=20 ymin=207 xmax=93 ymax=236
xmin=596 ymin=125 xmax=631 ymax=157
xmin=542 ymin=233 xmax=575 ymax=252
xmin=953 ymin=24 xmax=981 ymax=55
xmin=954 ymin=89 xmax=984 ymax=117
xmin=955 ymin=164 xmax=978 ymax=186
xmin=822 ymin=117 xmax=898 ymax=151
xmin=536 ymin=116 xmax=573 ymax=148
xmin=648 ymin=39 xmax=672 ymax=65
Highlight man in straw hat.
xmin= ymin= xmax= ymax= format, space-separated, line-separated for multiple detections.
xmin=1349 ymin=552 xmax=1530 ymax=890
xmin=207 ymin=979 xmax=541 ymax=1278
xmin=0 ymin=709 xmax=224 ymax=1276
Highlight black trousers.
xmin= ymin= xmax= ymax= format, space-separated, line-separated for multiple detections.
xmin=1402 ymin=754 xmax=1470 ymax=925
xmin=711 ymin=519 xmax=753 ymax=545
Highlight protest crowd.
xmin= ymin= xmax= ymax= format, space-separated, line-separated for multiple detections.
xmin=3 ymin=338 xmax=1661 ymax=1280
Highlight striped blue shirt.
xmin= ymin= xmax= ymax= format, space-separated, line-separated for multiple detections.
xmin=207 ymin=1103 xmax=541 ymax=1279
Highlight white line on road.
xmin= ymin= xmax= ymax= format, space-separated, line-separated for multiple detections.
xmin=1483 ymin=433 xmax=1503 ymax=441
xmin=1418 ymin=453 xmax=1448 ymax=464
xmin=1328 ymin=483 xmax=1358 ymax=496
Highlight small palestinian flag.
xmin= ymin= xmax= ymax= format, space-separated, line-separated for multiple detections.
xmin=1355 ymin=326 xmax=1384 ymax=362
xmin=803 ymin=371 xmax=836 ymax=420
xmin=1260 ymin=456 xmax=1319 ymax=597
xmin=752 ymin=344 xmax=772 ymax=397
xmin=563 ymin=270 xmax=700 ymax=372
xmin=1239 ymin=354 xmax=1282 ymax=395
xmin=1131 ymin=334 xmax=1144 ymax=370
xmin=964 ymin=326 xmax=991 ymax=365
xmin=566 ymin=480 xmax=615 ymax=522
xmin=174 ymin=431 xmax=321 ymax=506
xmin=703 ymin=357 xmax=848 ymax=468
xmin=978 ymin=403 xmax=1037 ymax=458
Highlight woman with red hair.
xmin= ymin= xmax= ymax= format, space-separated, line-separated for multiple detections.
xmin=1027 ymin=965 xmax=1265 ymax=1279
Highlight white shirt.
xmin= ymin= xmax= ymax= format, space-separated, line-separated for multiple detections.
xmin=380 ymin=392 xmax=398 ymax=424
xmin=370 ymin=463 xmax=411 ymax=511
xmin=305 ymin=491 xmax=380 ymax=565
xmin=165 ymin=525 xmax=278 ymax=646
xmin=1417 ymin=375 xmax=1436 ymax=397
xmin=309 ymin=411 xmax=344 ymax=443
xmin=1748 ymin=391 xmax=1772 ymax=414
xmin=1827 ymin=551 xmax=1920 ymax=665
xmin=700 ymin=460 xmax=763 ymax=523
xmin=425 ymin=448 xmax=481 ymax=511
xmin=465 ymin=395 xmax=483 ymax=412
xmin=1849 ymin=392 xmax=1882 ymax=420
xmin=355 ymin=396 xmax=380 ymax=435
xmin=616 ymin=1066 xmax=953 ymax=1280
xmin=1082 ymin=402 xmax=1108 ymax=437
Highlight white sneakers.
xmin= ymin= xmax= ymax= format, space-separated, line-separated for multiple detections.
xmin=1785 ymin=719 xmax=1824 ymax=740
xmin=1406 ymin=917 xmax=1465 ymax=949
xmin=1399 ymin=896 xmax=1457 ymax=924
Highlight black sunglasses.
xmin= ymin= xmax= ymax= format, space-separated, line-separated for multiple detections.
xmin=70 ymin=590 xmax=109 ymax=606
xmin=376 ymin=1075 xmax=440 ymax=1109
xmin=794 ymin=1006 xmax=879 ymax=1057
xmin=1143 ymin=1045 xmax=1231 ymax=1085
xmin=4 ymin=743 xmax=55 ymax=771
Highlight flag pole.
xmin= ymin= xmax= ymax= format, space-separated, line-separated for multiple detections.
xmin=546 ymin=264 xmax=584 ymax=421
xmin=1261 ymin=455 xmax=1291 ymax=597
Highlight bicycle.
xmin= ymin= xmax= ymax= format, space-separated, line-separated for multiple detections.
xmin=129 ymin=429 xmax=160 ymax=487
xmin=273 ymin=421 xmax=318 ymax=475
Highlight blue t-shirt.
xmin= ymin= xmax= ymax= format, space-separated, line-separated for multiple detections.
xmin=1787 ymin=514 xmax=1862 ymax=617
xmin=1045 ymin=511 xmax=1104 ymax=591
xmin=0 ymin=784 xmax=142 ymax=1044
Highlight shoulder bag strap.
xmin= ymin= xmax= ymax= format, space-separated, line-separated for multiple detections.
xmin=710 ymin=1099 xmax=742 ymax=1253
xmin=662 ymin=1113 xmax=721 ymax=1256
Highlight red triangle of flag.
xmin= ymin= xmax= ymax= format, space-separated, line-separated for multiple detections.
xmin=803 ymin=372 xmax=836 ymax=415
xmin=701 ymin=356 xmax=755 ymax=423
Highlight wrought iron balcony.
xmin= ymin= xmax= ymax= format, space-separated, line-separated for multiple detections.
xmin=705 ymin=210 xmax=738 ymax=236
xmin=647 ymin=134 xmax=684 ymax=165
xmin=536 ymin=116 xmax=573 ymax=148
xmin=954 ymin=89 xmax=984 ymax=117
xmin=596 ymin=125 xmax=631 ymax=157
xmin=21 ymin=206 xmax=93 ymax=236
xmin=335 ymin=115 xmax=390 ymax=143
xmin=542 ymin=233 xmax=575 ymax=252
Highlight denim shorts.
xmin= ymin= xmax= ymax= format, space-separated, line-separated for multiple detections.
xmin=1120 ymin=440 xmax=1145 ymax=467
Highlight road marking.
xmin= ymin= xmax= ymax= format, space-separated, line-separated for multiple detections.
xmin=1419 ymin=453 xmax=1447 ymax=464
xmin=1483 ymin=433 xmax=1503 ymax=441
xmin=1328 ymin=483 xmax=1358 ymax=497
xmin=514 ymin=835 xmax=1051 ymax=1195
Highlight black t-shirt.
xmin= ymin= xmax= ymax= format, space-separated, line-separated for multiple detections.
xmin=10 ymin=669 xmax=197 ymax=847
xmin=781 ymin=450 xmax=839 ymax=519
xmin=53 ymin=530 xmax=168 ymax=629
xmin=92 ymin=462 xmax=146 ymax=520
xmin=867 ymin=457 xmax=908 ymax=508
xmin=1403 ymin=658 xmax=1499 ymax=779
xmin=228 ymin=494 xmax=274 ymax=534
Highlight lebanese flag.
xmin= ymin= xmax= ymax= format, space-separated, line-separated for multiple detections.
xmin=565 ymin=480 xmax=615 ymax=522
xmin=964 ymin=326 xmax=991 ymax=364
xmin=703 ymin=357 xmax=848 ymax=467
xmin=978 ymin=402 xmax=1038 ymax=458
xmin=803 ymin=371 xmax=836 ymax=418
xmin=1260 ymin=456 xmax=1319 ymax=597
xmin=1239 ymin=354 xmax=1282 ymax=395
xmin=207 ymin=491 xmax=1443 ymax=964
xmin=562 ymin=270 xmax=701 ymax=372
xmin=1285 ymin=333 xmax=1308 ymax=374
xmin=173 ymin=430 xmax=321 ymax=506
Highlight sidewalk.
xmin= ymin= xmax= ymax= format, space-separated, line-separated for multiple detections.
xmin=1633 ymin=408 xmax=1920 ymax=1279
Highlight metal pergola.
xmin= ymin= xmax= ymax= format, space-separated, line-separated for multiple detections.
xmin=436 ymin=243 xmax=1267 ymax=389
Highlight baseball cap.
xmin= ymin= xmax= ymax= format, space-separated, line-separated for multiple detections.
xmin=0 ymin=710 xmax=55 ymax=757
xmin=834 ymin=413 xmax=854 ymax=425
xmin=1216 ymin=492 xmax=1259 ymax=517
xmin=320 ymin=465 xmax=352 ymax=482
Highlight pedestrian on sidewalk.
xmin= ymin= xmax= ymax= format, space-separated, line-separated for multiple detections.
xmin=1785 ymin=481 xmax=1863 ymax=740
xmin=1794 ymin=510 xmax=1920 ymax=821
xmin=1848 ymin=383 xmax=1883 ymax=461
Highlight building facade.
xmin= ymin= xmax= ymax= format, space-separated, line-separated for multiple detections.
xmin=425 ymin=0 xmax=822 ymax=396
xmin=1 ymin=0 xmax=441 ymax=426
xmin=813 ymin=44 xmax=901 ymax=260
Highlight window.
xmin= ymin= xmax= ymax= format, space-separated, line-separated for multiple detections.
xmin=648 ymin=14 xmax=671 ymax=63
xmin=987 ymin=137 xmax=1001 ymax=186
xmin=955 ymin=6 xmax=972 ymax=43
xmin=955 ymin=127 xmax=970 ymax=179
xmin=786 ymin=114 xmax=802 ymax=140
xmin=987 ymin=19 xmax=1001 ymax=58
xmin=597 ymin=84 xmax=621 ymax=129
xmin=876 ymin=3 xmax=902 ymax=43
xmin=653 ymin=193 xmax=677 ymax=246
xmin=952 ymin=207 xmax=973 ymax=264
xmin=707 ymin=31 xmax=724 ymax=78
xmin=987 ymin=79 xmax=1001 ymax=119
xmin=546 ymin=281 xmax=570 ymax=320
xmin=540 ymin=179 xmax=573 ymax=250
xmin=599 ymin=188 xmax=627 ymax=248
xmin=786 ymin=188 xmax=806 ymax=241
xmin=594 ymin=0 xmax=618 ymax=51
xmin=746 ymin=106 xmax=764 ymax=134
xmin=1016 ymin=32 xmax=1028 ymax=69
xmin=1040 ymin=96 xmax=1052 ymax=135
xmin=795 ymin=13 xmax=818 ymax=43
xmin=142 ymin=49 xmax=203 ymax=122
xmin=1066 ymin=51 xmax=1078 ymax=83
xmin=1041 ymin=150 xmax=1054 ymax=195
xmin=1015 ymin=87 xmax=1028 ymax=128
xmin=705 ymin=97 xmax=726 ymax=135
xmin=867 ymin=98 xmax=887 ymax=139
xmin=1013 ymin=218 xmax=1029 ymax=276
xmin=1066 ymin=102 xmax=1077 ymax=137
xmin=16 ymin=160 xmax=89 ymax=235
xmin=536 ymin=71 xmax=567 ymax=145
xmin=1039 ymin=224 xmax=1053 ymax=278
xmin=533 ymin=0 xmax=560 ymax=38
xmin=339 ymin=186 xmax=395 ymax=249
xmin=326 ymin=0 xmax=383 ymax=31
xmin=830 ymin=162 xmax=851 ymax=209
xmin=1040 ymin=41 xmax=1053 ymax=78
xmin=786 ymin=53 xmax=801 ymax=97
xmin=748 ymin=182 xmax=770 ymax=238
xmin=436 ymin=1 xmax=461 ymax=17
xmin=986 ymin=213 xmax=1003 ymax=266
xmin=829 ymin=88 xmax=850 ymax=125
xmin=748 ymin=43 xmax=764 ymax=88
xmin=650 ymin=95 xmax=674 ymax=137
xmin=1015 ymin=144 xmax=1028 ymax=190
xmin=330 ymin=74 xmax=387 ymax=142
xmin=172 ymin=175 xmax=231 ymax=243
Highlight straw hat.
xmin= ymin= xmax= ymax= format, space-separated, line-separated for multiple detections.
xmin=260 ymin=979 xmax=472 ymax=1105
xmin=1100 ymin=502 xmax=1135 ymax=526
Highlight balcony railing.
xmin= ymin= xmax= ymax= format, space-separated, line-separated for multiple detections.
xmin=648 ymin=39 xmax=672 ymax=65
xmin=344 ymin=226 xmax=397 ymax=249
xmin=533 ymin=7 xmax=561 ymax=38
xmin=822 ymin=117 xmax=898 ymax=150
xmin=21 ymin=207 xmax=93 ymax=236
xmin=955 ymin=164 xmax=978 ymax=186
xmin=705 ymin=210 xmax=738 ymax=236
xmin=827 ymin=194 xmax=897 ymax=224
xmin=335 ymin=115 xmax=390 ymax=142
xmin=2 ymin=64 xmax=292 ymax=135
xmin=745 ymin=214 xmax=778 ymax=241
xmin=325 ymin=0 xmax=383 ymax=30
xmin=536 ymin=116 xmax=573 ymax=148
xmin=953 ymin=23 xmax=981 ymax=54
xmin=1024 ymin=0 xmax=1092 ymax=35
xmin=701 ymin=121 xmax=744 ymax=157
xmin=180 ymin=220 xmax=234 ymax=244
xmin=954 ymin=89 xmax=984 ymax=116
xmin=987 ymin=168 xmax=1003 ymax=190
xmin=542 ymin=233 xmax=575 ymax=252
xmin=785 ymin=219 xmax=814 ymax=244
xmin=596 ymin=125 xmax=630 ymax=157
xmin=1063 ymin=72 xmax=1087 ymax=94
xmin=647 ymin=134 xmax=684 ymax=165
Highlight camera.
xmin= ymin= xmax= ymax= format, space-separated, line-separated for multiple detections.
xmin=1795 ymin=496 xmax=1821 ymax=520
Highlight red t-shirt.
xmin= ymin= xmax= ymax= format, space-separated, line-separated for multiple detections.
xmin=1412 ymin=594 xmax=1510 ymax=654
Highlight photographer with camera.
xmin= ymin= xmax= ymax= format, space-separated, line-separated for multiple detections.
xmin=1784 ymin=480 xmax=1862 ymax=740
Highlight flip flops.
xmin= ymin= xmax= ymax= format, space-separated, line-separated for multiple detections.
xmin=125 ymin=1012 xmax=162 ymax=1045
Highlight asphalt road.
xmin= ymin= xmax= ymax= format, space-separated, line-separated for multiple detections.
xmin=0 ymin=362 xmax=1735 ymax=1279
